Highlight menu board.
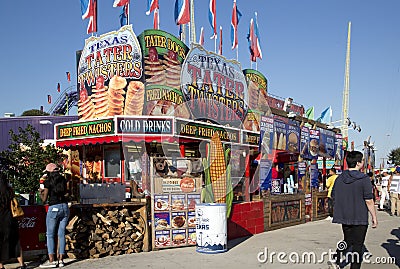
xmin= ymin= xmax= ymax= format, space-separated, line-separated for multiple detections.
xmin=151 ymin=157 xmax=202 ymax=249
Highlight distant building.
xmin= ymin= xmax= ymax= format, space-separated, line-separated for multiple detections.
xmin=0 ymin=115 xmax=78 ymax=151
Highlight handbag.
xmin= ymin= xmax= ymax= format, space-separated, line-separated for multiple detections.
xmin=11 ymin=197 xmax=24 ymax=218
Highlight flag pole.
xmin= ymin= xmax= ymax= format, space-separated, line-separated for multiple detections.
xmin=188 ymin=23 xmax=191 ymax=47
xmin=214 ymin=36 xmax=217 ymax=53
xmin=65 ymin=93 xmax=69 ymax=116
xmin=236 ymin=44 xmax=239 ymax=61
xmin=190 ymin=0 xmax=196 ymax=45
xmin=127 ymin=3 xmax=130 ymax=25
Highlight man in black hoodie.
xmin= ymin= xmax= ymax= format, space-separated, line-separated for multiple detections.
xmin=331 ymin=151 xmax=377 ymax=269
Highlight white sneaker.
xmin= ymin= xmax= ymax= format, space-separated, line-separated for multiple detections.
xmin=327 ymin=260 xmax=340 ymax=269
xmin=39 ymin=260 xmax=58 ymax=268
xmin=58 ymin=261 xmax=65 ymax=267
xmin=325 ymin=216 xmax=333 ymax=220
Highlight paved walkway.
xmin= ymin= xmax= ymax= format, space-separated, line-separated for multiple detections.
xmin=5 ymin=209 xmax=400 ymax=269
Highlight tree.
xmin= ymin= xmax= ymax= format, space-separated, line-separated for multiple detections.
xmin=0 ymin=124 xmax=65 ymax=193
xmin=21 ymin=109 xmax=50 ymax=116
xmin=387 ymin=147 xmax=400 ymax=166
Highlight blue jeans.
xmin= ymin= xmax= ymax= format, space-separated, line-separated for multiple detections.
xmin=46 ymin=203 xmax=69 ymax=255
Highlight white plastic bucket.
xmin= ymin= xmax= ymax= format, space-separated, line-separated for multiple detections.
xmin=195 ymin=203 xmax=227 ymax=253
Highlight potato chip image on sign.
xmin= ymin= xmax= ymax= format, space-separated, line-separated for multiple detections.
xmin=273 ymin=131 xmax=278 ymax=149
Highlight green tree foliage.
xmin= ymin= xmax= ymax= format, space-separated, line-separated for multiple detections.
xmin=388 ymin=147 xmax=400 ymax=166
xmin=21 ymin=109 xmax=50 ymax=116
xmin=0 ymin=125 xmax=65 ymax=193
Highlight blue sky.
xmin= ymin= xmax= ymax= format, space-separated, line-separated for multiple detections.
xmin=0 ymin=0 xmax=399 ymax=167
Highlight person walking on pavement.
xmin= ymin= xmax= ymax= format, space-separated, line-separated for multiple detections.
xmin=331 ymin=151 xmax=377 ymax=269
xmin=39 ymin=163 xmax=69 ymax=268
xmin=0 ymin=177 xmax=27 ymax=269
xmin=326 ymin=168 xmax=338 ymax=220
xmin=389 ymin=167 xmax=400 ymax=216
xmin=379 ymin=170 xmax=391 ymax=211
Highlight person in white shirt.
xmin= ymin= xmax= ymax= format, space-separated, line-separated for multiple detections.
xmin=379 ymin=170 xmax=391 ymax=211
xmin=389 ymin=167 xmax=400 ymax=216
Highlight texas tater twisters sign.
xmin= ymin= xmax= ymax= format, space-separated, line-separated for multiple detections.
xmin=181 ymin=44 xmax=248 ymax=127
xmin=77 ymin=25 xmax=143 ymax=120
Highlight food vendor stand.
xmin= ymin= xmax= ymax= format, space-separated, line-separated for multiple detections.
xmin=258 ymin=106 xmax=343 ymax=228
xmin=52 ymin=22 xmax=346 ymax=256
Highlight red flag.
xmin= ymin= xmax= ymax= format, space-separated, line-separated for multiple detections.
xmin=87 ymin=0 xmax=97 ymax=34
xmin=113 ymin=0 xmax=129 ymax=7
xmin=209 ymin=0 xmax=217 ymax=38
xmin=248 ymin=13 xmax=262 ymax=62
xmin=218 ymin=26 xmax=222 ymax=55
xmin=146 ymin=0 xmax=159 ymax=15
xmin=57 ymin=83 xmax=61 ymax=92
xmin=47 ymin=95 xmax=52 ymax=104
xmin=153 ymin=8 xmax=159 ymax=29
xmin=248 ymin=18 xmax=257 ymax=62
xmin=231 ymin=0 xmax=242 ymax=49
xmin=174 ymin=0 xmax=190 ymax=25
xmin=66 ymin=72 xmax=71 ymax=82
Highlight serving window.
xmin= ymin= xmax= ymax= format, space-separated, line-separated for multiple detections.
xmin=104 ymin=145 xmax=121 ymax=179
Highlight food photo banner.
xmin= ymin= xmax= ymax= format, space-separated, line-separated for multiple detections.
xmin=318 ymin=128 xmax=336 ymax=159
xmin=242 ymin=69 xmax=268 ymax=132
xmin=77 ymin=25 xmax=143 ymax=120
xmin=181 ymin=44 xmax=248 ymax=127
xmin=259 ymin=115 xmax=274 ymax=156
xmin=308 ymin=129 xmax=320 ymax=160
xmin=272 ymin=115 xmax=288 ymax=150
xmin=300 ymin=126 xmax=310 ymax=159
xmin=138 ymin=29 xmax=191 ymax=119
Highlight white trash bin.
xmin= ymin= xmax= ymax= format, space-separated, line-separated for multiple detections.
xmin=195 ymin=203 xmax=227 ymax=253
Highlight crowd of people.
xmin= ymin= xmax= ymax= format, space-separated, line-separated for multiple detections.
xmin=375 ymin=167 xmax=400 ymax=216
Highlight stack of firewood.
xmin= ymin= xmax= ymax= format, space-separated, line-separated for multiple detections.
xmin=65 ymin=207 xmax=146 ymax=259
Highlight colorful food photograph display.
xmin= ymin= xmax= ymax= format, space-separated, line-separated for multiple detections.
xmin=242 ymin=69 xmax=268 ymax=132
xmin=181 ymin=44 xmax=248 ymax=127
xmin=318 ymin=128 xmax=337 ymax=159
xmin=77 ymin=25 xmax=143 ymax=120
xmin=138 ymin=29 xmax=191 ymax=119
xmin=150 ymin=157 xmax=202 ymax=249
xmin=273 ymin=116 xmax=288 ymax=150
